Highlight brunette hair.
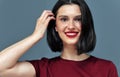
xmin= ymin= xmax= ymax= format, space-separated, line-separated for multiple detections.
xmin=47 ymin=0 xmax=96 ymax=55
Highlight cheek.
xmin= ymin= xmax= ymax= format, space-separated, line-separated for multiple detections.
xmin=75 ymin=22 xmax=82 ymax=30
xmin=55 ymin=25 xmax=63 ymax=32
xmin=55 ymin=21 xmax=65 ymax=32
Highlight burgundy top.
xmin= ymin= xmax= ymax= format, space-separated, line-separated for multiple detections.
xmin=29 ymin=56 xmax=118 ymax=77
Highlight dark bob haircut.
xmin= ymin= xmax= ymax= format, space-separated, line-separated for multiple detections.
xmin=47 ymin=0 xmax=96 ymax=55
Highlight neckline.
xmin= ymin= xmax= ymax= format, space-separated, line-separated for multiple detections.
xmin=58 ymin=55 xmax=93 ymax=63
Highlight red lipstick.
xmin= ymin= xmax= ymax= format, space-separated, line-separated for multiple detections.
xmin=65 ymin=31 xmax=78 ymax=38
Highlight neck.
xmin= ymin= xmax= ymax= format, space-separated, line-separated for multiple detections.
xmin=61 ymin=45 xmax=90 ymax=61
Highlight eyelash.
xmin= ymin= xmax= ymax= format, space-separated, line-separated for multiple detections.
xmin=74 ymin=18 xmax=82 ymax=21
xmin=60 ymin=18 xmax=81 ymax=22
xmin=60 ymin=18 xmax=68 ymax=22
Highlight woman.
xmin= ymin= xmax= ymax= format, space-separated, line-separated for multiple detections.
xmin=0 ymin=0 xmax=118 ymax=77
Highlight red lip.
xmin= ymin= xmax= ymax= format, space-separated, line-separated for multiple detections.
xmin=65 ymin=31 xmax=78 ymax=38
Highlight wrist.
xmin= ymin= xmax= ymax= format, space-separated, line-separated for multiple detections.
xmin=30 ymin=33 xmax=43 ymax=43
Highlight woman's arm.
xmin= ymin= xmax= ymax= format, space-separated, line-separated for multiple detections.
xmin=0 ymin=10 xmax=55 ymax=77
xmin=0 ymin=35 xmax=40 ymax=77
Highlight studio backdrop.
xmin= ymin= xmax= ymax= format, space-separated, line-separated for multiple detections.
xmin=0 ymin=0 xmax=120 ymax=76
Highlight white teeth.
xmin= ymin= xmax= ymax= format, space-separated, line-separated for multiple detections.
xmin=65 ymin=32 xmax=78 ymax=38
xmin=66 ymin=33 xmax=77 ymax=36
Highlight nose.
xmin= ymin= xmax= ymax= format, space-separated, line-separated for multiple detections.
xmin=67 ymin=20 xmax=75 ymax=30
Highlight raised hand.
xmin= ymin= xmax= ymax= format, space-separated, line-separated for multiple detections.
xmin=32 ymin=10 xmax=55 ymax=40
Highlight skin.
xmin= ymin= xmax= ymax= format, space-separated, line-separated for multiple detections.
xmin=56 ymin=4 xmax=89 ymax=61
xmin=0 ymin=4 xmax=89 ymax=77
xmin=56 ymin=4 xmax=82 ymax=46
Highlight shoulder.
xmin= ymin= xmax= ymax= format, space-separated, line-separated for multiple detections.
xmin=28 ymin=57 xmax=59 ymax=77
xmin=91 ymin=56 xmax=111 ymax=62
xmin=29 ymin=56 xmax=59 ymax=65
xmin=91 ymin=56 xmax=116 ymax=68
xmin=91 ymin=56 xmax=118 ymax=76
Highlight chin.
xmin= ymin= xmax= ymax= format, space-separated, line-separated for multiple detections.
xmin=63 ymin=40 xmax=78 ymax=46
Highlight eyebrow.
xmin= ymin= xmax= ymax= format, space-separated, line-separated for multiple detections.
xmin=58 ymin=15 xmax=82 ymax=18
xmin=75 ymin=15 xmax=82 ymax=18
xmin=58 ymin=15 xmax=68 ymax=18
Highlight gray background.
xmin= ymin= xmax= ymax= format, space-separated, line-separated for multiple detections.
xmin=0 ymin=0 xmax=120 ymax=76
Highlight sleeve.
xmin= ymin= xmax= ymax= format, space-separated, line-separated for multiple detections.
xmin=28 ymin=58 xmax=49 ymax=77
xmin=108 ymin=61 xmax=118 ymax=77
xmin=29 ymin=60 xmax=40 ymax=77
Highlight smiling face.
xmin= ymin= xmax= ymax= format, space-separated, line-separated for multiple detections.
xmin=55 ymin=4 xmax=82 ymax=46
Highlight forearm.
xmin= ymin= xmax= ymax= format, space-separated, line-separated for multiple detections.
xmin=0 ymin=34 xmax=40 ymax=70
xmin=0 ymin=10 xmax=54 ymax=74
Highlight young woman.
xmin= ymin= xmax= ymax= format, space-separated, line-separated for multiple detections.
xmin=0 ymin=0 xmax=118 ymax=77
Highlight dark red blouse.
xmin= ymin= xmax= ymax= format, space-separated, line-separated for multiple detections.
xmin=29 ymin=56 xmax=118 ymax=77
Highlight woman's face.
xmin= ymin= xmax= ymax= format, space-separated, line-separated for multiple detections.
xmin=55 ymin=4 xmax=82 ymax=46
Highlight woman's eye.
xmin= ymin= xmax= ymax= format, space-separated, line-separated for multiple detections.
xmin=75 ymin=18 xmax=81 ymax=22
xmin=60 ymin=18 xmax=68 ymax=22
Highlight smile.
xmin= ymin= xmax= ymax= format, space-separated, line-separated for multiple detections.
xmin=65 ymin=31 xmax=78 ymax=38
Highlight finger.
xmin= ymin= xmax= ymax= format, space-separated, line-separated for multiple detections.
xmin=36 ymin=10 xmax=55 ymax=29
xmin=44 ymin=16 xmax=55 ymax=26
xmin=38 ymin=10 xmax=54 ymax=22
xmin=42 ymin=11 xmax=54 ymax=22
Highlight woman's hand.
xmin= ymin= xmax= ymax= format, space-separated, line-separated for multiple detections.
xmin=32 ymin=10 xmax=55 ymax=40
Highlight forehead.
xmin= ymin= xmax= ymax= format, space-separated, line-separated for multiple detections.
xmin=57 ymin=4 xmax=81 ymax=16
